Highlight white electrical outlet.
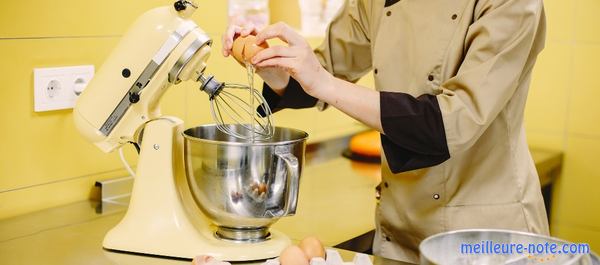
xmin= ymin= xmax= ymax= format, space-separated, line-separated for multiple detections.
xmin=33 ymin=65 xmax=95 ymax=112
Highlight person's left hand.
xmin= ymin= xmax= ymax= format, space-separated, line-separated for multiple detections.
xmin=251 ymin=22 xmax=333 ymax=99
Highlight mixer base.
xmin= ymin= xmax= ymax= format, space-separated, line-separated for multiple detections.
xmin=216 ymin=226 xmax=271 ymax=242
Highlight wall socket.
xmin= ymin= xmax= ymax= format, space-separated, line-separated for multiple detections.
xmin=33 ymin=65 xmax=95 ymax=112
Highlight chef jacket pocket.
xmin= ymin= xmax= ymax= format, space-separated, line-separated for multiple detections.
xmin=445 ymin=202 xmax=529 ymax=232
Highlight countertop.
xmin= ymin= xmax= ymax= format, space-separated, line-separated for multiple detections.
xmin=530 ymin=147 xmax=564 ymax=187
xmin=0 ymin=136 xmax=562 ymax=265
xmin=0 ymin=138 xmax=385 ymax=265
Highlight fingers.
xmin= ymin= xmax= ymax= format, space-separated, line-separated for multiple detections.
xmin=221 ymin=22 xmax=257 ymax=57
xmin=254 ymin=57 xmax=297 ymax=73
xmin=256 ymin=22 xmax=305 ymax=47
xmin=222 ymin=25 xmax=241 ymax=56
xmin=240 ymin=22 xmax=257 ymax=36
xmin=251 ymin=46 xmax=295 ymax=65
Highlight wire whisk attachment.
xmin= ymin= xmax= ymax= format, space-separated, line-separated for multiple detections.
xmin=199 ymin=74 xmax=274 ymax=141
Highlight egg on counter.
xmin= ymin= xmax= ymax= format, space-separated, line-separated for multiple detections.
xmin=192 ymin=255 xmax=231 ymax=265
xmin=279 ymin=245 xmax=309 ymax=265
xmin=191 ymin=237 xmax=325 ymax=265
xmin=192 ymin=255 xmax=214 ymax=265
xmin=298 ymin=236 xmax=326 ymax=260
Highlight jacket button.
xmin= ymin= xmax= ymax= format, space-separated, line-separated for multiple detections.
xmin=451 ymin=14 xmax=458 ymax=20
xmin=384 ymin=182 xmax=389 ymax=188
xmin=386 ymin=11 xmax=392 ymax=16
xmin=428 ymin=75 xmax=434 ymax=81
xmin=433 ymin=194 xmax=440 ymax=200
xmin=385 ymin=236 xmax=391 ymax=241
xmin=374 ymin=68 xmax=378 ymax=74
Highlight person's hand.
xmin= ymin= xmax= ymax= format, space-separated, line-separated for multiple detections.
xmin=221 ymin=18 xmax=257 ymax=57
xmin=222 ymin=21 xmax=290 ymax=95
xmin=251 ymin=22 xmax=333 ymax=99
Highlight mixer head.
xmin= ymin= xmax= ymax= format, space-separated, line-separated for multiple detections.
xmin=73 ymin=0 xmax=213 ymax=153
xmin=199 ymin=75 xmax=275 ymax=141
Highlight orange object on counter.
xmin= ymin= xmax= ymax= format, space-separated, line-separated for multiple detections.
xmin=279 ymin=245 xmax=309 ymax=265
xmin=350 ymin=161 xmax=381 ymax=181
xmin=349 ymin=130 xmax=381 ymax=158
xmin=298 ymin=236 xmax=325 ymax=260
xmin=231 ymin=35 xmax=269 ymax=66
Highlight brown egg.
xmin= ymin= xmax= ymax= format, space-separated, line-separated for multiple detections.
xmin=299 ymin=236 xmax=326 ymax=260
xmin=231 ymin=35 xmax=247 ymax=65
xmin=192 ymin=255 xmax=214 ymax=265
xmin=242 ymin=35 xmax=269 ymax=62
xmin=231 ymin=35 xmax=269 ymax=66
xmin=279 ymin=245 xmax=309 ymax=265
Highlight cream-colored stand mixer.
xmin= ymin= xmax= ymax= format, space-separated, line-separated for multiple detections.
xmin=74 ymin=1 xmax=306 ymax=261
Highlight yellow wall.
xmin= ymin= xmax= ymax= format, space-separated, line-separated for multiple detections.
xmin=0 ymin=0 xmax=366 ymax=219
xmin=525 ymin=0 xmax=600 ymax=253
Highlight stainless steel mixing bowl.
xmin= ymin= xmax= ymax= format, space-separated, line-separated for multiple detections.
xmin=420 ymin=229 xmax=599 ymax=265
xmin=183 ymin=124 xmax=307 ymax=242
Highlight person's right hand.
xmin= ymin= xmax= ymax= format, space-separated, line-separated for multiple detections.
xmin=222 ymin=21 xmax=290 ymax=95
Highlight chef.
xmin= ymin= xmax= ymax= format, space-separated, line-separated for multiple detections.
xmin=223 ymin=0 xmax=549 ymax=262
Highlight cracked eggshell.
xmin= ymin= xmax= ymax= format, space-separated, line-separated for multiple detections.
xmin=243 ymin=35 xmax=269 ymax=62
xmin=232 ymin=35 xmax=247 ymax=65
xmin=231 ymin=35 xmax=269 ymax=66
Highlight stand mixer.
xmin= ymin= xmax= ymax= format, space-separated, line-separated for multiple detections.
xmin=73 ymin=1 xmax=306 ymax=261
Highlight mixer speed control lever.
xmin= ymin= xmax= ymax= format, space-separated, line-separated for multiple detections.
xmin=128 ymin=92 xmax=141 ymax=103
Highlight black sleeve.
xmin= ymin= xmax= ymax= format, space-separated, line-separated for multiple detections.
xmin=258 ymin=78 xmax=318 ymax=116
xmin=379 ymin=91 xmax=450 ymax=173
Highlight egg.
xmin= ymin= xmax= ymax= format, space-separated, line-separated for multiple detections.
xmin=242 ymin=35 xmax=269 ymax=62
xmin=279 ymin=245 xmax=309 ymax=265
xmin=192 ymin=255 xmax=214 ymax=265
xmin=231 ymin=35 xmax=269 ymax=66
xmin=299 ymin=236 xmax=326 ymax=260
xmin=231 ymin=36 xmax=247 ymax=65
xmin=192 ymin=256 xmax=231 ymax=265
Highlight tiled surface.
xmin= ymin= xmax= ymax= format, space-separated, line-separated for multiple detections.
xmin=551 ymin=223 xmax=600 ymax=254
xmin=526 ymin=131 xmax=565 ymax=150
xmin=525 ymin=42 xmax=571 ymax=133
xmin=0 ymin=38 xmax=121 ymax=191
xmin=568 ymin=43 xmax=600 ymax=137
xmin=551 ymin=136 xmax=600 ymax=228
xmin=0 ymin=169 xmax=127 ymax=219
xmin=0 ymin=0 xmax=228 ymax=38
xmin=543 ymin=0 xmax=575 ymax=41
xmin=526 ymin=0 xmax=600 ymax=249
xmin=574 ymin=0 xmax=600 ymax=43
xmin=269 ymin=0 xmax=302 ymax=29
xmin=0 ymin=37 xmax=185 ymax=192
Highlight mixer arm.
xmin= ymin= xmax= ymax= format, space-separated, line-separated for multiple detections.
xmin=73 ymin=0 xmax=214 ymax=153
